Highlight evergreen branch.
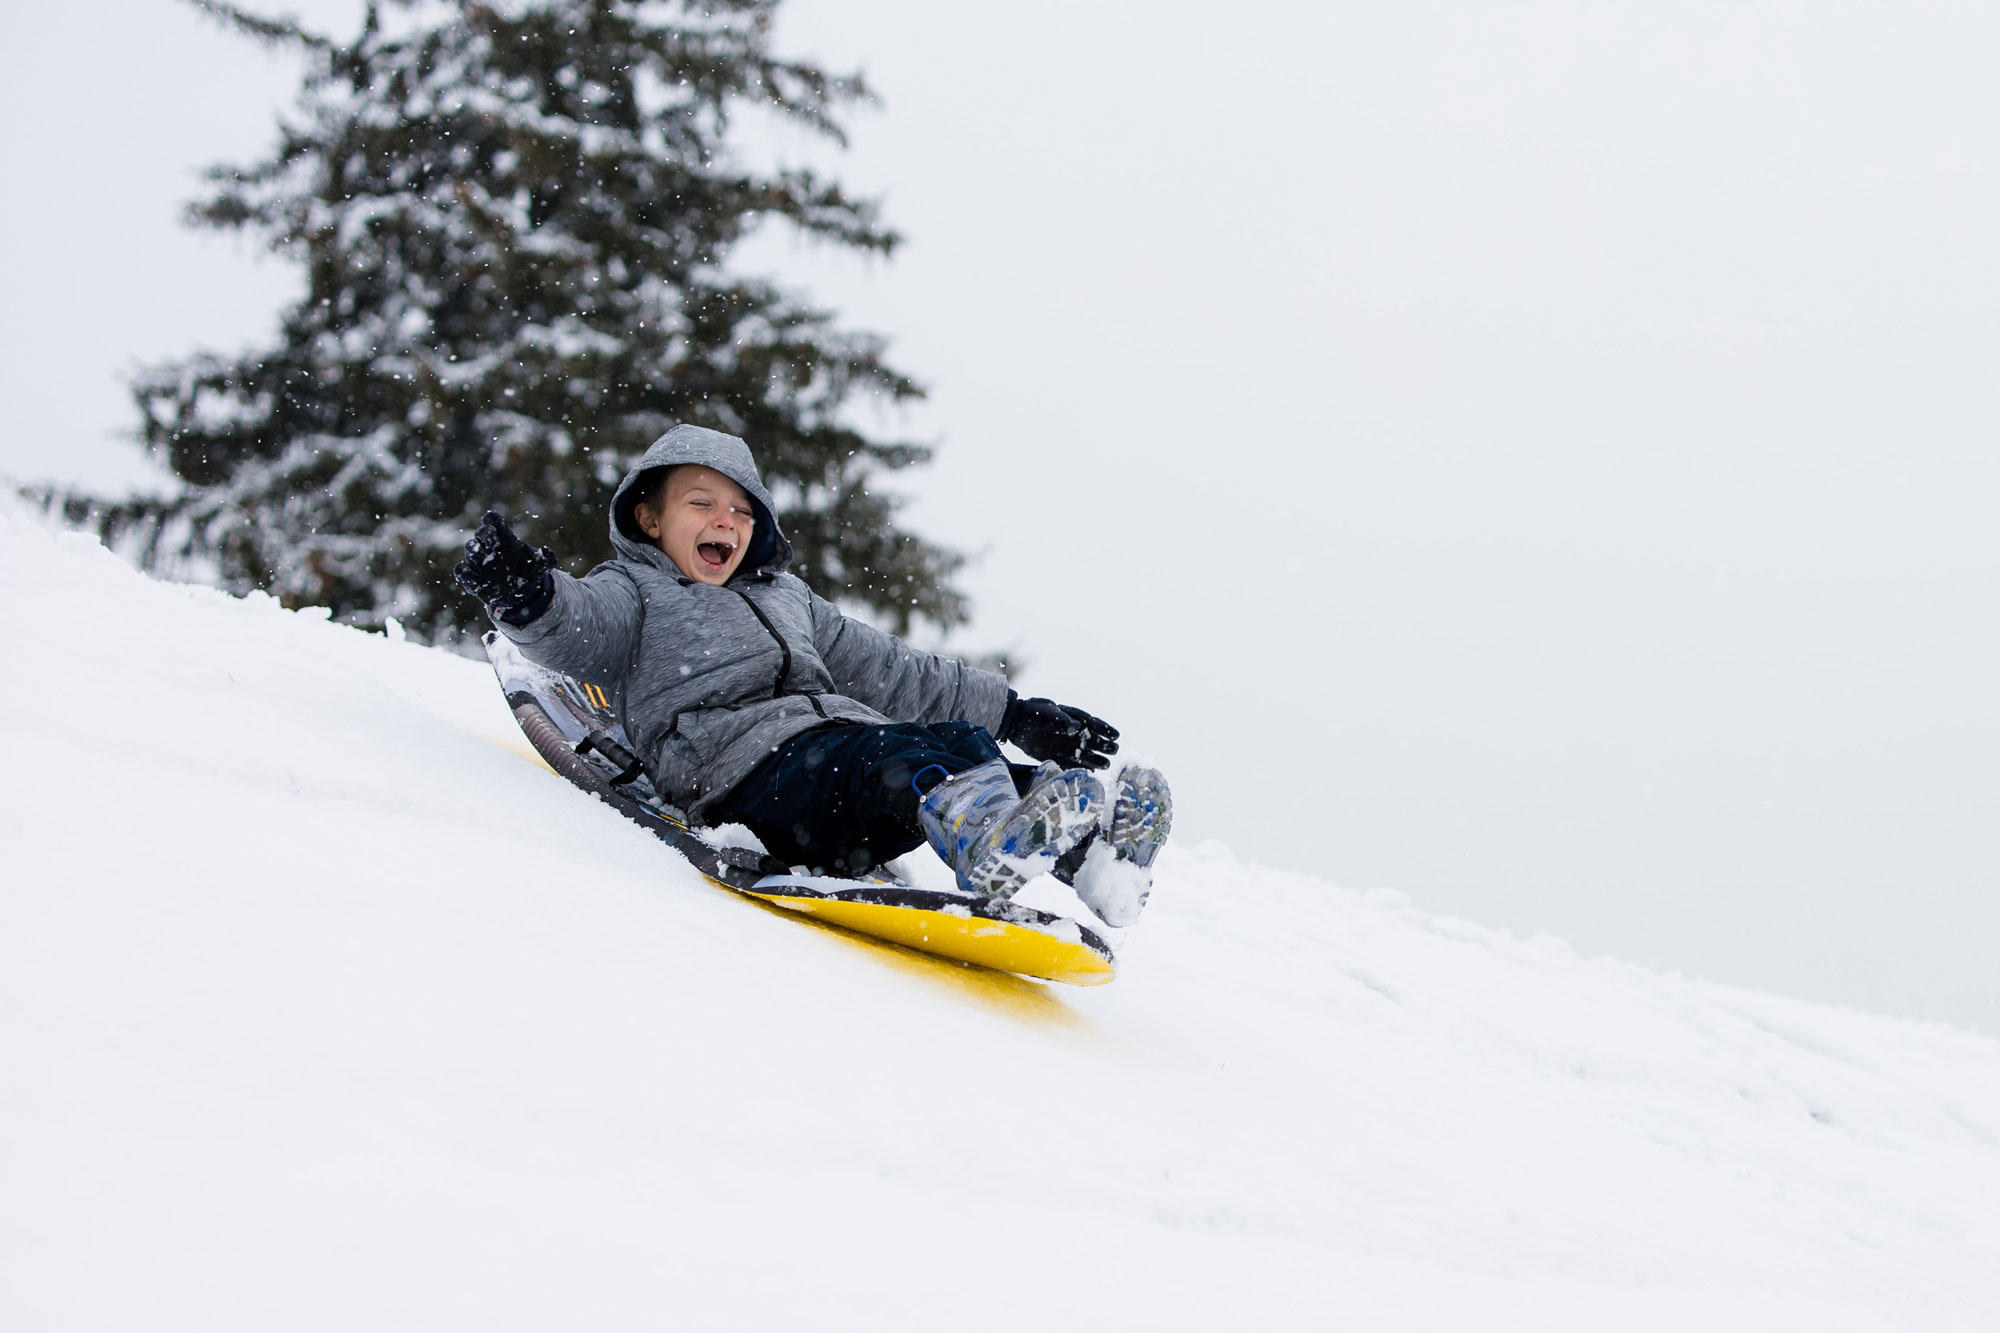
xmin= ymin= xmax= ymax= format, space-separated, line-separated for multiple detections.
xmin=759 ymin=169 xmax=900 ymax=253
xmin=754 ymin=57 xmax=876 ymax=146
xmin=184 ymin=0 xmax=335 ymax=51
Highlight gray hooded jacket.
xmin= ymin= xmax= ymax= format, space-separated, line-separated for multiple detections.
xmin=496 ymin=425 xmax=1010 ymax=817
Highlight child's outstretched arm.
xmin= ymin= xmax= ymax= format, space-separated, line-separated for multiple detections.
xmin=804 ymin=590 xmax=1119 ymax=770
xmin=455 ymin=511 xmax=640 ymax=679
xmin=806 ymin=589 xmax=1011 ymax=735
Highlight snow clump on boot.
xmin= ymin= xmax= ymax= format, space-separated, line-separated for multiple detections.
xmin=1064 ymin=762 xmax=1172 ymax=928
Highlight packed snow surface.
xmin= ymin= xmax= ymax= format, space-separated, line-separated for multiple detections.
xmin=3 ymin=509 xmax=1998 ymax=1331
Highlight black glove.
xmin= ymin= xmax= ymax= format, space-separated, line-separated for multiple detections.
xmin=454 ymin=510 xmax=556 ymax=626
xmin=998 ymin=692 xmax=1120 ymax=770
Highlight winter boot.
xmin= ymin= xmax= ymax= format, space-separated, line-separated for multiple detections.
xmin=1054 ymin=763 xmax=1172 ymax=928
xmin=917 ymin=759 xmax=1105 ymax=903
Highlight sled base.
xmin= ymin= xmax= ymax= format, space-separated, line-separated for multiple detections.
xmin=741 ymin=875 xmax=1115 ymax=986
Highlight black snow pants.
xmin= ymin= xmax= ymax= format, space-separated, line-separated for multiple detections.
xmin=709 ymin=721 xmax=1020 ymax=876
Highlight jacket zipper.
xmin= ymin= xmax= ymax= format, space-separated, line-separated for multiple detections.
xmin=730 ymin=587 xmax=823 ymax=714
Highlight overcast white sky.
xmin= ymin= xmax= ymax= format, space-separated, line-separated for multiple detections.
xmin=4 ymin=0 xmax=1996 ymax=1033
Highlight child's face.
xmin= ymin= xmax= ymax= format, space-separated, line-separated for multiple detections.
xmin=634 ymin=464 xmax=757 ymax=584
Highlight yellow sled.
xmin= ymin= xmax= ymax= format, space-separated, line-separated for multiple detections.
xmin=736 ymin=873 xmax=1115 ymax=986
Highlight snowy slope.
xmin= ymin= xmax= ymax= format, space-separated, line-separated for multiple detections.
xmin=3 ymin=509 xmax=1998 ymax=1332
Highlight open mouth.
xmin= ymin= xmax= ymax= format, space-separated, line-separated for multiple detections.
xmin=697 ymin=540 xmax=736 ymax=570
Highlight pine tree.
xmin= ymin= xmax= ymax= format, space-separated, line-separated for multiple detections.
xmin=67 ymin=0 xmax=965 ymax=642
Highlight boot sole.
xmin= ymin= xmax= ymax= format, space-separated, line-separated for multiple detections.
xmin=1108 ymin=765 xmax=1173 ymax=870
xmin=960 ymin=771 xmax=1104 ymax=904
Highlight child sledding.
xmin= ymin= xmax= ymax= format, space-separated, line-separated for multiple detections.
xmin=455 ymin=424 xmax=1171 ymax=929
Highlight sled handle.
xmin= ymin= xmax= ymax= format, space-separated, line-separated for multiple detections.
xmin=576 ymin=730 xmax=645 ymax=787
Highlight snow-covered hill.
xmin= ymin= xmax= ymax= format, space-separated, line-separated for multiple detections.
xmin=3 ymin=509 xmax=1997 ymax=1332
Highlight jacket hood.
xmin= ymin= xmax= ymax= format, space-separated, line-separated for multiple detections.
xmin=608 ymin=425 xmax=792 ymax=579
